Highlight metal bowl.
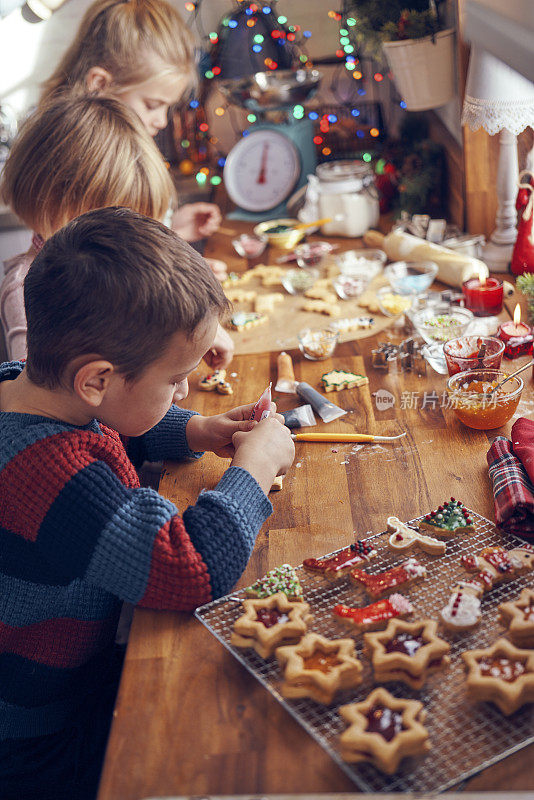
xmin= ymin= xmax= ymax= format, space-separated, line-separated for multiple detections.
xmin=219 ymin=69 xmax=321 ymax=110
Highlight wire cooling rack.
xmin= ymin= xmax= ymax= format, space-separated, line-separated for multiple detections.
xmin=195 ymin=511 xmax=534 ymax=793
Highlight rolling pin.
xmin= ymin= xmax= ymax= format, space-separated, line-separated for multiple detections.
xmin=363 ymin=229 xmax=489 ymax=288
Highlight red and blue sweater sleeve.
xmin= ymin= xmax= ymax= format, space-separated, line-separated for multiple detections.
xmin=1 ymin=425 xmax=271 ymax=611
xmin=123 ymin=405 xmax=203 ymax=467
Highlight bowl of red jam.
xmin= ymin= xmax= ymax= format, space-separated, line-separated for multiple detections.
xmin=443 ymin=336 xmax=505 ymax=377
xmin=446 ymin=368 xmax=523 ymax=430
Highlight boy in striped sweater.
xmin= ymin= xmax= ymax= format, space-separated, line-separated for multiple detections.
xmin=0 ymin=207 xmax=294 ymax=800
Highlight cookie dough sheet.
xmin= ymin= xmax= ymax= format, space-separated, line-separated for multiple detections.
xmin=226 ymin=270 xmax=394 ymax=356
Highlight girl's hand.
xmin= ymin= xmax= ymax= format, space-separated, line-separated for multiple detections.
xmin=205 ymin=257 xmax=228 ymax=281
xmin=204 ymin=323 xmax=234 ymax=369
xmin=186 ymin=402 xmax=281 ymax=458
xmin=171 ymin=202 xmax=222 ymax=241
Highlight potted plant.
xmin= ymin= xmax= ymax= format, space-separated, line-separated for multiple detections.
xmin=342 ymin=1 xmax=455 ymax=111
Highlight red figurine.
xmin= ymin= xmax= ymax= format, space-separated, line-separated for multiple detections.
xmin=511 ymin=169 xmax=534 ymax=276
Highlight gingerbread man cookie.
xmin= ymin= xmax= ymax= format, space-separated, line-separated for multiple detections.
xmin=350 ymin=558 xmax=427 ymax=599
xmin=338 ymin=687 xmax=431 ymax=773
xmin=224 ymin=288 xmax=257 ymax=304
xmin=255 ymin=292 xmax=284 ymax=315
xmin=387 ymin=516 xmax=446 ymax=556
xmin=245 ymin=564 xmax=303 ymax=601
xmin=329 ymin=316 xmax=374 ymax=333
xmin=199 ymin=369 xmax=233 ymax=395
xmin=304 ymin=286 xmax=338 ymax=305
xmin=222 ymin=271 xmax=254 ymax=289
xmin=499 ymin=588 xmax=534 ymax=648
xmin=334 ymin=593 xmax=413 ymax=633
xmin=230 ymin=592 xmax=312 ymax=659
xmin=302 ymin=299 xmax=340 ymax=316
xmin=364 ymin=618 xmax=451 ymax=690
xmin=419 ymin=498 xmax=474 ymax=538
xmin=462 ymin=637 xmax=534 ymax=715
xmin=460 ymin=544 xmax=534 ymax=593
xmin=230 ymin=311 xmax=268 ymax=332
xmin=303 ymin=540 xmax=378 ymax=581
xmin=275 ymin=632 xmax=363 ymax=704
xmin=321 ymin=370 xmax=369 ymax=392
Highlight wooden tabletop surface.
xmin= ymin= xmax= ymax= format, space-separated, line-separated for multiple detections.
xmin=98 ymin=229 xmax=534 ymax=799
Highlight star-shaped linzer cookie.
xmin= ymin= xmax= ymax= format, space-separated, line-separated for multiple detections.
xmin=230 ymin=592 xmax=312 ymax=659
xmin=338 ymin=687 xmax=431 ymax=774
xmin=364 ymin=618 xmax=451 ymax=690
xmin=499 ymin=588 xmax=534 ymax=648
xmin=275 ymin=632 xmax=363 ymax=704
xmin=462 ymin=637 xmax=534 ymax=715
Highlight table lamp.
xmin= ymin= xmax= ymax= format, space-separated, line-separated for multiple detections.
xmin=462 ymin=46 xmax=534 ymax=272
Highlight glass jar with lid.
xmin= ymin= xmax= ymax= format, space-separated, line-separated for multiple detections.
xmin=314 ymin=160 xmax=379 ymax=238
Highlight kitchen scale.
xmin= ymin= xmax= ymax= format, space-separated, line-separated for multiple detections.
xmin=220 ymin=69 xmax=321 ymax=221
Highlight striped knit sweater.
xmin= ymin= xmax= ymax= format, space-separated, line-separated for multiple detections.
xmin=0 ymin=361 xmax=272 ymax=739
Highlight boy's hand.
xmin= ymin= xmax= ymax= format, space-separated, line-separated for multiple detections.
xmin=231 ymin=415 xmax=295 ymax=496
xmin=203 ymin=323 xmax=234 ymax=369
xmin=186 ymin=402 xmax=283 ymax=458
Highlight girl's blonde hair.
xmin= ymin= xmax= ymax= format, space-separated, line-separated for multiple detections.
xmin=1 ymin=94 xmax=175 ymax=236
xmin=41 ymin=0 xmax=197 ymax=104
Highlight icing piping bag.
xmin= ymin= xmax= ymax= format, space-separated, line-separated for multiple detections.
xmin=296 ymin=382 xmax=346 ymax=423
xmin=291 ymin=432 xmax=407 ymax=442
xmin=250 ymin=382 xmax=272 ymax=421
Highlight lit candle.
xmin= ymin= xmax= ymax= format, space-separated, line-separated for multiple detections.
xmin=498 ymin=304 xmax=533 ymax=358
xmin=462 ymin=268 xmax=504 ymax=317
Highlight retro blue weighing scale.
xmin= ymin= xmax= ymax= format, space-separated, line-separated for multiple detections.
xmin=220 ymin=69 xmax=321 ymax=221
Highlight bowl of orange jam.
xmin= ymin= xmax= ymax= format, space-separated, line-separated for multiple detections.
xmin=446 ymin=369 xmax=523 ymax=430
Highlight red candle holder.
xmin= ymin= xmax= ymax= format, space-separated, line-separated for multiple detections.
xmin=498 ymin=319 xmax=533 ymax=359
xmin=462 ymin=277 xmax=504 ymax=317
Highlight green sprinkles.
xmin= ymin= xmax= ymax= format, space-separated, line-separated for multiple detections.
xmin=424 ymin=498 xmax=473 ymax=530
xmin=247 ymin=564 xmax=303 ymax=599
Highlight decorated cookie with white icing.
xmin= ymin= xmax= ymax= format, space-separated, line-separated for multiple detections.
xmin=440 ymin=582 xmax=483 ymax=632
xmin=386 ymin=516 xmax=446 ymax=556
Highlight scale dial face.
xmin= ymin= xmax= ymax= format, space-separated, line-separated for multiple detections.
xmin=223 ymin=129 xmax=301 ymax=212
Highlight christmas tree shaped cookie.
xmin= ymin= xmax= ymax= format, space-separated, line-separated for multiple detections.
xmin=418 ymin=498 xmax=474 ymax=538
xmin=321 ymin=370 xmax=369 ymax=392
xmin=245 ymin=564 xmax=303 ymax=601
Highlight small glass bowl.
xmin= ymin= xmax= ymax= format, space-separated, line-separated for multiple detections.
xmin=282 ymin=268 xmax=319 ymax=295
xmin=254 ymin=219 xmax=306 ymax=250
xmin=333 ymin=274 xmax=366 ymax=300
xmin=231 ymin=233 xmax=268 ymax=259
xmin=412 ymin=307 xmax=474 ymax=344
xmin=443 ymin=336 xmax=505 ymax=377
xmin=335 ymin=248 xmax=386 ymax=281
xmin=298 ymin=327 xmax=339 ymax=360
xmin=295 ymin=241 xmax=333 ymax=269
xmin=376 ymin=286 xmax=414 ymax=317
xmin=384 ymin=260 xmax=438 ymax=295
xmin=446 ymin=368 xmax=523 ymax=430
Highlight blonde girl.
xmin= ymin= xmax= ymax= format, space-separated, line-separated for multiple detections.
xmin=41 ymin=0 xmax=227 ymax=277
xmin=0 ymin=94 xmax=231 ymax=365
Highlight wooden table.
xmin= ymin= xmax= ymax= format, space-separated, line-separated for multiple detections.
xmin=98 ymin=232 xmax=534 ymax=799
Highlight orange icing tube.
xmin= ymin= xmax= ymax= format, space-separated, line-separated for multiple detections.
xmin=275 ymin=352 xmax=296 ymax=393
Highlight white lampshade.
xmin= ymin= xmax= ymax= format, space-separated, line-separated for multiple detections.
xmin=462 ymin=46 xmax=534 ymax=136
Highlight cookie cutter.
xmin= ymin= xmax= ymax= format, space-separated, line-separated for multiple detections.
xmin=371 ymin=338 xmax=427 ymax=376
xmin=371 ymin=342 xmax=398 ymax=371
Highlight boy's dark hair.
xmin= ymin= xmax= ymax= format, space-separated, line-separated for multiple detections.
xmin=24 ymin=207 xmax=229 ymax=388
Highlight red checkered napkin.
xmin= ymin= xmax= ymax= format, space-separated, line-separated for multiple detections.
xmin=487 ymin=434 xmax=534 ymax=540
